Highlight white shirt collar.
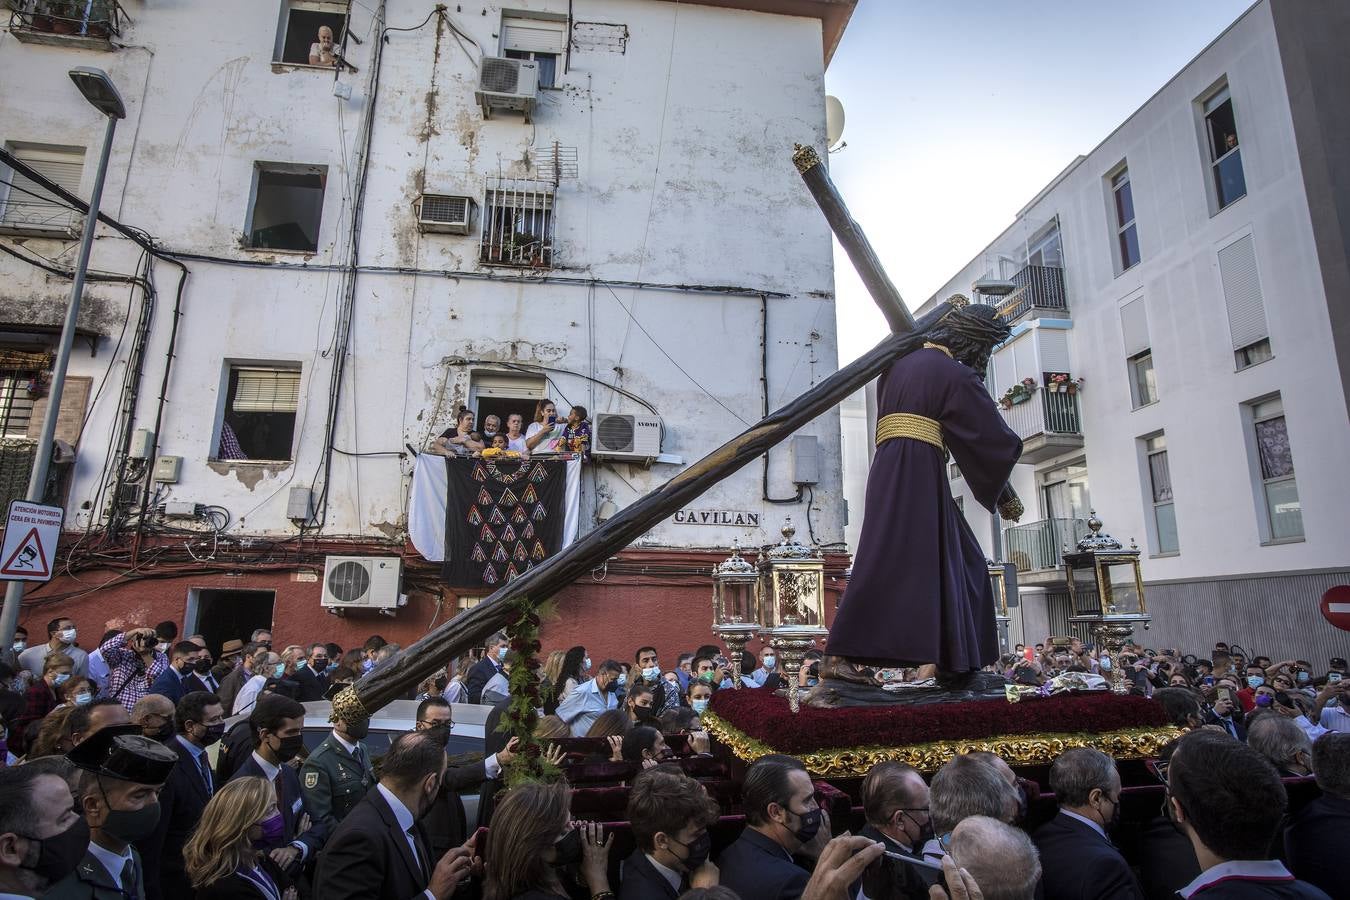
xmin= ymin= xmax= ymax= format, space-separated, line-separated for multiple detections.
xmin=1178 ymin=860 xmax=1295 ymax=898
xmin=251 ymin=751 xmax=280 ymax=782
xmin=1059 ymin=808 xmax=1107 ymax=840
xmin=87 ymin=839 xmax=133 ymax=888
xmin=376 ymin=783 xmax=415 ymax=833
xmin=332 ymin=730 xmax=358 ymax=754
xmin=644 ymin=853 xmax=683 ymax=892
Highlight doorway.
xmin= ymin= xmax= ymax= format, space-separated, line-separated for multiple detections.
xmin=187 ymin=589 xmax=275 ymax=657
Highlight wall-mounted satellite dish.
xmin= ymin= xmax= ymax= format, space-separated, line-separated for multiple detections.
xmin=825 ymin=95 xmax=846 ymax=149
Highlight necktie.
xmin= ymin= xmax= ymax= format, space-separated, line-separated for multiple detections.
xmin=408 ymin=826 xmax=430 ymax=881
xmin=274 ymin=771 xmax=287 ymax=830
xmin=120 ymin=855 xmax=140 ymax=897
xmin=197 ymin=752 xmax=214 ymax=795
xmin=354 ymin=744 xmax=367 ymax=775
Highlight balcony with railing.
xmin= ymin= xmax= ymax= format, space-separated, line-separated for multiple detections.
xmin=988 ymin=264 xmax=1068 ymax=324
xmin=1004 ymin=516 xmax=1088 ymax=574
xmin=8 ymin=0 xmax=125 ymax=49
xmin=1000 ymin=386 xmax=1083 ymax=463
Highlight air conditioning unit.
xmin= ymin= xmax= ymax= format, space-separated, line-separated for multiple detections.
xmin=417 ymin=193 xmax=475 ymax=234
xmin=475 ymin=57 xmax=538 ymax=121
xmin=321 ymin=556 xmax=402 ymax=613
xmin=592 ymin=413 xmax=662 ymax=461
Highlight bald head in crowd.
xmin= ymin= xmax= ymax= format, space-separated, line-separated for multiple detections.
xmin=1246 ymin=713 xmax=1313 ymax=776
xmin=131 ymin=694 xmax=175 ymax=740
xmin=950 ymin=816 xmax=1041 ymax=900
xmin=930 ymin=753 xmax=1020 ymax=835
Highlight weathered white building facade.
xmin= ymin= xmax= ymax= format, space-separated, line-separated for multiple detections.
xmin=0 ymin=0 xmax=855 ymax=656
xmin=917 ymin=0 xmax=1350 ymax=663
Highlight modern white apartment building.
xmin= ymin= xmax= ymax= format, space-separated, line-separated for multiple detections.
xmin=919 ymin=0 xmax=1350 ymax=662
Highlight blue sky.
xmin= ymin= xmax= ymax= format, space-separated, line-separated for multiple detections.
xmin=824 ymin=0 xmax=1255 ymax=363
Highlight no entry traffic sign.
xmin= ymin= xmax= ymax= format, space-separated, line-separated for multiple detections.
xmin=0 ymin=500 xmax=63 ymax=582
xmin=1322 ymin=585 xmax=1350 ymax=633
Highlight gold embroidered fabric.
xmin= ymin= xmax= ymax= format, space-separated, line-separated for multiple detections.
xmin=875 ymin=413 xmax=944 ymax=451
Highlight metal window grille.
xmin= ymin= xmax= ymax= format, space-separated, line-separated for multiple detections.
xmin=8 ymin=0 xmax=125 ymax=39
xmin=0 ymin=371 xmax=37 ymax=438
xmin=480 ymin=177 xmax=555 ymax=268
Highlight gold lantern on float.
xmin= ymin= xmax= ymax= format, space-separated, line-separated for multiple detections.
xmin=1064 ymin=511 xmax=1150 ymax=695
xmin=758 ymin=518 xmax=828 ymax=712
xmin=711 ymin=540 xmax=760 ymax=689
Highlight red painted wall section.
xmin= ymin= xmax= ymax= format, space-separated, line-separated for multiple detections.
xmin=21 ymin=549 xmax=846 ymax=671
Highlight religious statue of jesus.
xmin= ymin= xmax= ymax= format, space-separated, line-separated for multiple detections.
xmin=824 ymin=303 xmax=1023 ymax=682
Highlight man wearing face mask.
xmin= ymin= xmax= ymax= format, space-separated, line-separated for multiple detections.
xmin=465 ymin=633 xmax=509 ymax=705
xmin=147 ymin=642 xmax=207 ymax=705
xmin=300 ymin=709 xmax=374 ymax=829
xmin=135 ymin=692 xmax=226 ymax=900
xmin=18 ymin=618 xmax=88 ymax=681
xmin=0 ymin=765 xmax=89 ymax=898
xmin=719 ymin=754 xmax=823 ymax=900
xmin=228 ymin=695 xmax=328 ymax=880
xmin=43 ymin=725 xmax=175 ymax=900
xmin=634 ymin=647 xmax=680 ymax=714
xmin=854 ymin=761 xmax=937 ymax=900
xmin=231 ymin=651 xmax=281 ymax=717
xmin=314 ymin=729 xmax=477 ymax=900
xmin=130 ymin=695 xmax=177 ymax=744
xmin=557 ymin=659 xmax=623 ymax=737
xmin=620 ymin=766 xmax=721 ymax=898
xmin=1032 ymin=748 xmax=1140 ymax=900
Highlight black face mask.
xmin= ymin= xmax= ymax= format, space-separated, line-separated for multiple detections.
xmin=634 ymin=706 xmax=658 ymax=724
xmin=101 ymin=802 xmax=161 ymax=844
xmin=145 ymin=722 xmax=174 ymax=743
xmin=20 ymin=816 xmax=89 ymax=885
xmin=552 ymin=827 xmax=584 ymax=868
xmin=272 ymin=733 xmax=304 ymax=763
xmin=668 ymin=831 xmax=711 ymax=872
xmin=198 ymin=722 xmax=226 ymax=747
xmin=193 ymin=658 xmax=214 ymax=674
xmin=345 ymin=719 xmax=370 ymax=741
xmin=788 ymin=807 xmax=822 ymax=844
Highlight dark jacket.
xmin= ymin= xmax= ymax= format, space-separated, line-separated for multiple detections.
xmin=215 ymin=719 xmax=257 ymax=782
xmin=229 ymin=753 xmax=329 ymax=863
xmin=150 ymin=666 xmax=193 ymax=704
xmin=618 ymin=849 xmax=682 ymax=900
xmin=465 ymin=656 xmax=501 ymax=705
xmin=44 ymin=846 xmax=145 ymax=900
xmin=313 ymin=786 xmax=434 ymax=900
xmin=717 ymin=827 xmax=810 ymax=900
xmin=293 ymin=664 xmax=329 ymax=703
xmin=1138 ymin=815 xmax=1201 ymax=900
xmin=216 ymin=665 xmax=250 ymax=716
xmin=1283 ymin=793 xmax=1350 ymax=899
xmin=1032 ymin=811 xmax=1142 ymax=900
xmin=192 ymin=858 xmax=288 ymax=900
xmin=299 ymin=733 xmax=373 ymax=829
xmin=422 ymin=757 xmax=488 ymax=860
xmin=853 ymin=824 xmax=934 ymax=900
xmin=137 ymin=736 xmax=216 ymax=900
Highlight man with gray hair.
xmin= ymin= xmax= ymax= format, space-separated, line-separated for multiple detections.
xmin=1284 ymin=732 xmax=1350 ymax=898
xmin=949 ymin=815 xmax=1041 ymax=900
xmin=1247 ymin=713 xmax=1313 ymax=778
xmin=1033 ymin=747 xmax=1141 ymax=899
xmin=920 ymin=753 xmax=1019 ymax=864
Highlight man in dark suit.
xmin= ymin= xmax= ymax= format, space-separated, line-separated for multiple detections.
xmin=1284 ymin=733 xmax=1350 ymax=899
xmin=148 ymin=642 xmax=207 ymax=705
xmin=216 ymin=642 xmax=260 ymax=715
xmin=854 ymin=761 xmax=937 ymax=900
xmin=293 ymin=643 xmax=330 ymax=702
xmin=227 ymin=694 xmax=328 ymax=880
xmin=464 ymin=634 xmax=509 ymax=704
xmin=1032 ymin=747 xmax=1142 ymax=900
xmin=1167 ymin=730 xmax=1330 ymax=899
xmin=314 ymin=729 xmax=477 ymax=900
xmin=718 ymin=754 xmax=820 ymax=900
xmin=619 ymin=766 xmax=721 ymax=899
xmin=136 ymin=691 xmax=226 ymax=900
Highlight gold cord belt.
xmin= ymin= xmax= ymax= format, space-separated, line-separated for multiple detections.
xmin=875 ymin=413 xmax=945 ymax=451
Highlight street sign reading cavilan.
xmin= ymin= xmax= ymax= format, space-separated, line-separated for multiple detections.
xmin=671 ymin=509 xmax=762 ymax=527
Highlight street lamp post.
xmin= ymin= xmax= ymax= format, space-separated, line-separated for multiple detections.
xmin=0 ymin=68 xmax=125 ymax=645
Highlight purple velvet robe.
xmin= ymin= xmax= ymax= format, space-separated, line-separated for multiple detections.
xmin=827 ymin=347 xmax=1022 ymax=671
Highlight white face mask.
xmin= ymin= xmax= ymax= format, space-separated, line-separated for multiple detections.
xmin=641 ymin=666 xmax=660 ymax=681
xmin=11 ymin=640 xmax=24 ymax=652
xmin=762 ymin=655 xmax=776 ymax=669
xmin=59 ymin=628 xmax=77 ymax=644
xmin=583 ymin=657 xmax=592 ymax=672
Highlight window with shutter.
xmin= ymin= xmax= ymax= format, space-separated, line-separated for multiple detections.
xmin=0 ymin=144 xmax=85 ymax=233
xmin=1144 ymin=434 xmax=1178 ymax=554
xmin=218 ymin=366 xmax=301 ymax=461
xmin=501 ymin=14 xmax=565 ymax=88
xmin=1217 ymin=234 xmax=1268 ymax=353
xmin=1245 ymin=395 xmax=1303 ymax=542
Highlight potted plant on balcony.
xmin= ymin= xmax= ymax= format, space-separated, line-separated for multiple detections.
xmin=85 ymin=0 xmax=116 ymax=38
xmin=998 ymin=377 xmax=1038 ymax=410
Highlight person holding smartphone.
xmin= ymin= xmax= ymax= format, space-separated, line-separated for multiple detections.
xmin=525 ymin=400 xmax=566 ymax=454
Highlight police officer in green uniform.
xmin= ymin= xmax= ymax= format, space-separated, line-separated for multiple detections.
xmin=300 ymin=710 xmax=373 ymax=829
xmin=46 ymin=724 xmax=177 ymax=900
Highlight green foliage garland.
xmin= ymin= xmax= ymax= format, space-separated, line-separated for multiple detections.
xmin=498 ymin=596 xmax=562 ymax=788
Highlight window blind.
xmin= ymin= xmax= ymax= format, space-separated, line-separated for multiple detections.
xmin=232 ymin=368 xmax=300 ymax=413
xmin=1217 ymin=234 xmax=1268 ymax=350
xmin=2 ymin=146 xmax=85 ymax=229
xmin=1119 ymin=297 xmax=1150 ymax=357
xmin=501 ymin=15 xmax=565 ymax=54
xmin=470 ymin=372 xmax=544 ymax=399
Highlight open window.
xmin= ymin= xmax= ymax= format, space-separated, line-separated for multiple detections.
xmin=216 ymin=365 xmax=301 ymax=462
xmin=275 ymin=1 xmax=348 ymax=67
xmin=468 ymin=370 xmax=545 ymax=437
xmin=0 ymin=143 xmax=85 ymax=236
xmin=1201 ymin=82 xmax=1246 ymax=211
xmin=480 ymin=178 xmax=554 ymax=268
xmin=500 ymin=13 xmax=566 ymax=88
xmin=245 ymin=163 xmax=327 ymax=252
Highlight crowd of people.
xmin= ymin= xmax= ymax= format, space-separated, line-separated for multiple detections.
xmin=0 ymin=619 xmax=1346 ymax=900
xmin=430 ymin=399 xmax=593 ymax=460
